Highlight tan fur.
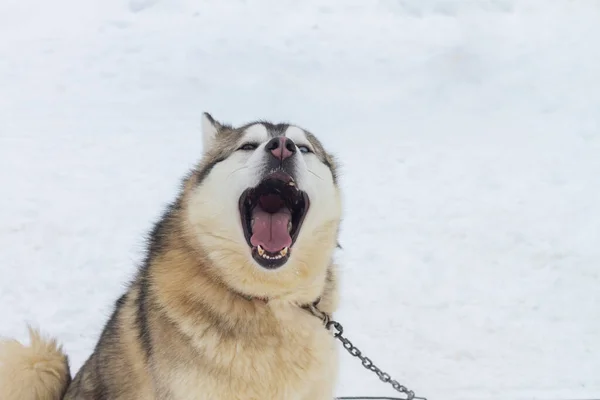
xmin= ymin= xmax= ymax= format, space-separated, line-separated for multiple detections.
xmin=0 ymin=114 xmax=342 ymax=399
xmin=0 ymin=327 xmax=70 ymax=400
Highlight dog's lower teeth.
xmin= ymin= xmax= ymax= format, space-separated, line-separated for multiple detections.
xmin=255 ymin=246 xmax=289 ymax=260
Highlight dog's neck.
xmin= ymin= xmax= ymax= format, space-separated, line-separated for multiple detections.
xmin=148 ymin=203 xmax=338 ymax=330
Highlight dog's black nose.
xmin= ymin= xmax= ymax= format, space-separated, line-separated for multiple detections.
xmin=266 ymin=136 xmax=296 ymax=161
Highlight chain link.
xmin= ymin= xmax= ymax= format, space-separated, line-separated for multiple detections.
xmin=326 ymin=320 xmax=427 ymax=400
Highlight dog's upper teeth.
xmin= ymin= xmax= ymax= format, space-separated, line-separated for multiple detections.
xmin=287 ymin=221 xmax=292 ymax=233
xmin=288 ymin=181 xmax=296 ymax=187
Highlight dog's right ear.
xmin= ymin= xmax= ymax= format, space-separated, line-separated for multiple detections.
xmin=201 ymin=112 xmax=221 ymax=152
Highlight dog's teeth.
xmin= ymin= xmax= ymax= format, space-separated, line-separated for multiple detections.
xmin=287 ymin=221 xmax=292 ymax=233
xmin=256 ymin=246 xmax=288 ymax=260
xmin=288 ymin=181 xmax=296 ymax=187
xmin=251 ymin=218 xmax=255 ymax=228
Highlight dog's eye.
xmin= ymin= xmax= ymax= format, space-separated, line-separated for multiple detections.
xmin=238 ymin=143 xmax=258 ymax=151
xmin=297 ymin=145 xmax=311 ymax=154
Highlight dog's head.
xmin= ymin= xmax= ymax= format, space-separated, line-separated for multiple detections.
xmin=184 ymin=113 xmax=342 ymax=302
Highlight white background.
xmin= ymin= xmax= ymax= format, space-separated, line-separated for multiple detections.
xmin=1 ymin=1 xmax=599 ymax=399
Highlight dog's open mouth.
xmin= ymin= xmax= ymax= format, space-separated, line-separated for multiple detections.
xmin=239 ymin=171 xmax=309 ymax=269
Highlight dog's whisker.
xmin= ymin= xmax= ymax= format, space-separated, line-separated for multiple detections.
xmin=307 ymin=169 xmax=323 ymax=180
xmin=226 ymin=165 xmax=249 ymax=179
xmin=203 ymin=232 xmax=241 ymax=245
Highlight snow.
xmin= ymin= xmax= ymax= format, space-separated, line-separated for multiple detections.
xmin=1 ymin=0 xmax=599 ymax=399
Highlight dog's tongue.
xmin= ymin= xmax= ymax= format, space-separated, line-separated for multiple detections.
xmin=250 ymin=207 xmax=292 ymax=253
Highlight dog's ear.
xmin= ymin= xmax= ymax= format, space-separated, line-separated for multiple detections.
xmin=201 ymin=112 xmax=221 ymax=152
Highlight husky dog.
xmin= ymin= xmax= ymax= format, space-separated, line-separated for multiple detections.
xmin=0 ymin=113 xmax=343 ymax=400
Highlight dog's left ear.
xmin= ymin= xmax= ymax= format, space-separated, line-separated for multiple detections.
xmin=201 ymin=112 xmax=221 ymax=152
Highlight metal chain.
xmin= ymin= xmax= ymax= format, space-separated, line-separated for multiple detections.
xmin=326 ymin=320 xmax=427 ymax=400
xmin=300 ymin=302 xmax=426 ymax=400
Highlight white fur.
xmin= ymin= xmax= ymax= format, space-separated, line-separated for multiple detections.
xmin=241 ymin=123 xmax=270 ymax=145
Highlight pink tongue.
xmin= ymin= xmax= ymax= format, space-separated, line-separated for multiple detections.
xmin=250 ymin=207 xmax=292 ymax=253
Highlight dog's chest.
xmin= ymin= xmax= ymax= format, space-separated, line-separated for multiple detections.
xmin=169 ymin=306 xmax=338 ymax=400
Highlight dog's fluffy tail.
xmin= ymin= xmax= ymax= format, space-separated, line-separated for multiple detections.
xmin=0 ymin=326 xmax=71 ymax=400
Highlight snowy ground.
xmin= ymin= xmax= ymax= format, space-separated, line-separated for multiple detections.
xmin=1 ymin=1 xmax=600 ymax=399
